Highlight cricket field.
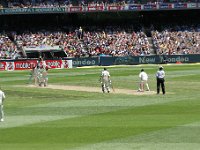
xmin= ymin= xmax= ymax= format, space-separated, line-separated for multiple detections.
xmin=0 ymin=64 xmax=200 ymax=150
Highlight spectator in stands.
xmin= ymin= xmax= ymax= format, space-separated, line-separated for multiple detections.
xmin=12 ymin=27 xmax=151 ymax=58
xmin=5 ymin=0 xmax=200 ymax=9
xmin=1 ymin=24 xmax=199 ymax=60
xmin=0 ymin=33 xmax=19 ymax=59
xmin=152 ymin=26 xmax=200 ymax=55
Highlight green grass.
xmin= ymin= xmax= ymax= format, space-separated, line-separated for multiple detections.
xmin=0 ymin=64 xmax=200 ymax=150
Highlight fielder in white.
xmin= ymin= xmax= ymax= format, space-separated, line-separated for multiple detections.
xmin=100 ymin=68 xmax=111 ymax=93
xmin=138 ymin=69 xmax=150 ymax=92
xmin=0 ymin=89 xmax=5 ymax=122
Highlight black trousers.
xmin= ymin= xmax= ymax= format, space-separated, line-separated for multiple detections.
xmin=157 ymin=78 xmax=165 ymax=94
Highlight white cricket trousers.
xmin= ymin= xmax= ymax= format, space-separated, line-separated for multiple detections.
xmin=0 ymin=105 xmax=4 ymax=120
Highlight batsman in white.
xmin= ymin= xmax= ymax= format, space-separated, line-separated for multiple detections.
xmin=37 ymin=57 xmax=50 ymax=87
xmin=0 ymin=88 xmax=6 ymax=122
xmin=138 ymin=69 xmax=150 ymax=92
xmin=28 ymin=66 xmax=38 ymax=85
xmin=100 ymin=68 xmax=111 ymax=93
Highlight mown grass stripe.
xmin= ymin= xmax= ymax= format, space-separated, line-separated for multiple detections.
xmin=0 ymin=115 xmax=77 ymax=128
xmin=69 ymin=121 xmax=200 ymax=150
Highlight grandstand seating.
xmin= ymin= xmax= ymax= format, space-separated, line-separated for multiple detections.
xmin=152 ymin=26 xmax=200 ymax=55
xmin=0 ymin=33 xmax=19 ymax=59
xmin=12 ymin=28 xmax=150 ymax=57
xmin=2 ymin=0 xmax=200 ymax=8
xmin=0 ymin=25 xmax=199 ymax=59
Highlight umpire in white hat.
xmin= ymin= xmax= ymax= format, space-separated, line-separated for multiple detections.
xmin=156 ymin=66 xmax=165 ymax=95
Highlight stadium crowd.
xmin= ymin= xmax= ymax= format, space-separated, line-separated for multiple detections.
xmin=152 ymin=26 xmax=200 ymax=55
xmin=0 ymin=25 xmax=200 ymax=59
xmin=79 ymin=29 xmax=150 ymax=57
xmin=2 ymin=0 xmax=200 ymax=8
xmin=0 ymin=33 xmax=18 ymax=59
xmin=13 ymin=26 xmax=150 ymax=57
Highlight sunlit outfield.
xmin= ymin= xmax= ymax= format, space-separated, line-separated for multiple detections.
xmin=0 ymin=64 xmax=200 ymax=150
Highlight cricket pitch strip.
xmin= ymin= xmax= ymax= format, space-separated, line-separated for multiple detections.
xmin=25 ymin=84 xmax=156 ymax=95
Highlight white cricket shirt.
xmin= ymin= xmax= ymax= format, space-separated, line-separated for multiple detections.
xmin=0 ymin=90 xmax=5 ymax=105
xmin=139 ymin=72 xmax=148 ymax=81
